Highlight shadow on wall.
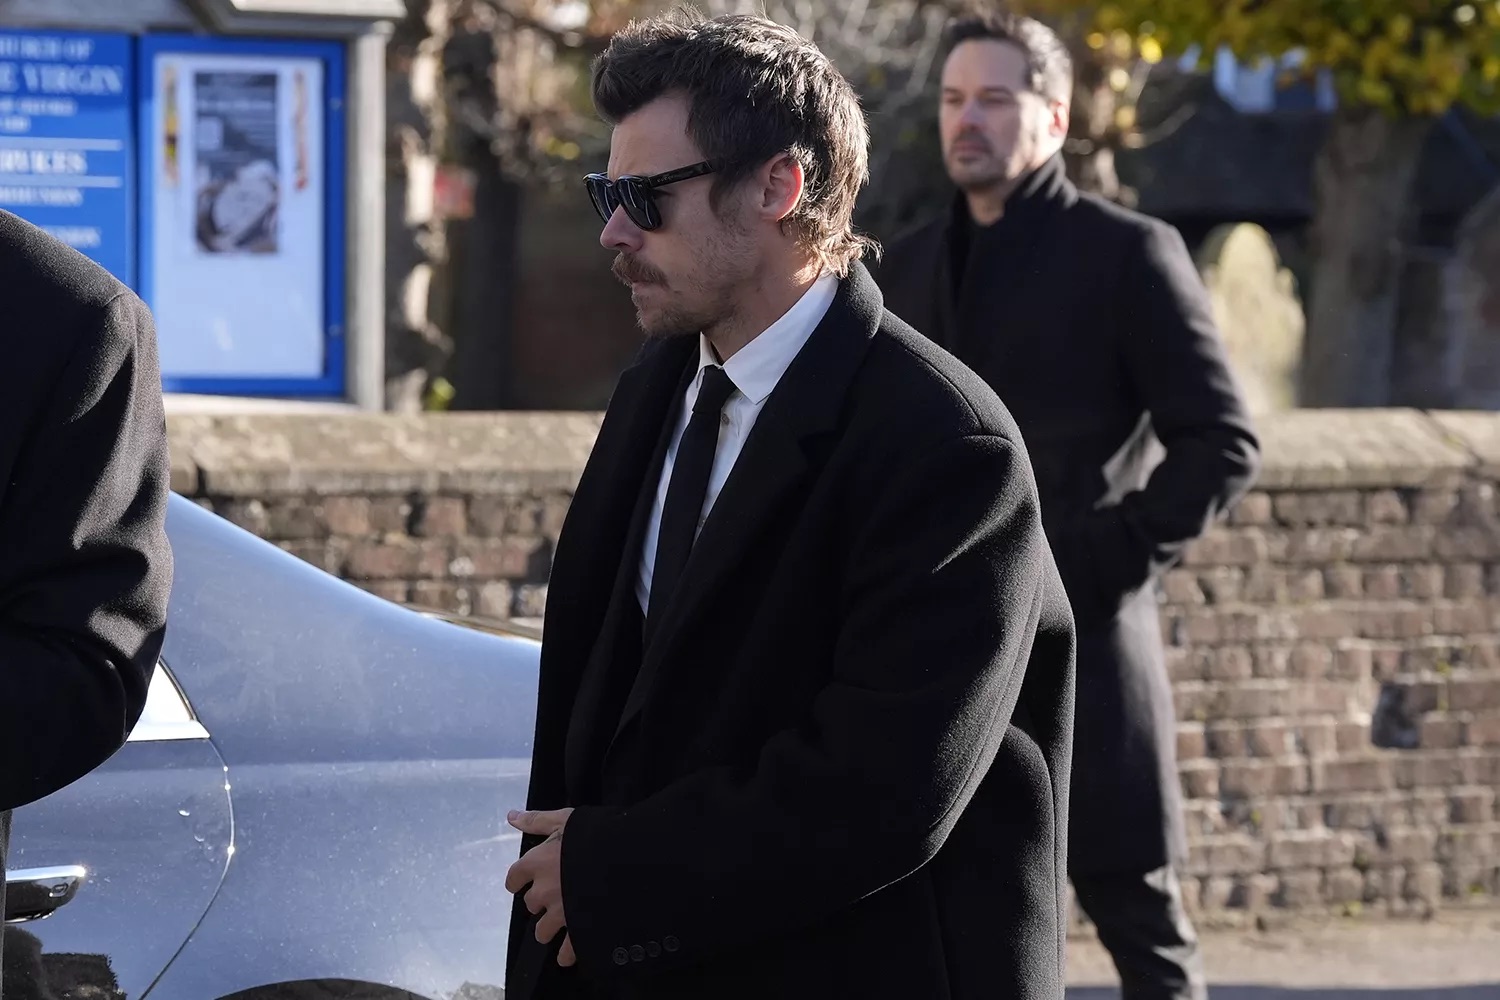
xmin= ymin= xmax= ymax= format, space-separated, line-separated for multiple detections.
xmin=1069 ymin=988 xmax=1500 ymax=1000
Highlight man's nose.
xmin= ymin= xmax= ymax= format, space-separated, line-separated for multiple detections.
xmin=958 ymin=99 xmax=986 ymax=127
xmin=600 ymin=206 xmax=643 ymax=252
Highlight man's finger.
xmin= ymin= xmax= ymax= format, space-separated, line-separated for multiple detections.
xmin=558 ymin=934 xmax=577 ymax=967
xmin=535 ymin=905 xmax=565 ymax=944
xmin=504 ymin=857 xmax=535 ymax=895
xmin=523 ymin=885 xmax=551 ymax=916
xmin=508 ymin=808 xmax=568 ymax=836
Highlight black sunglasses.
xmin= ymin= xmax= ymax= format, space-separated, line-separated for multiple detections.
xmin=584 ymin=160 xmax=718 ymax=231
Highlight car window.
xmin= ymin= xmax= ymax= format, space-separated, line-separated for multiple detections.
xmin=126 ymin=661 xmax=210 ymax=743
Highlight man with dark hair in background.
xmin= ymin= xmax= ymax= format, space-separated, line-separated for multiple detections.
xmin=879 ymin=10 xmax=1261 ymax=1000
xmin=1 ymin=210 xmax=174 ymax=993
xmin=503 ymin=7 xmax=1076 ymax=999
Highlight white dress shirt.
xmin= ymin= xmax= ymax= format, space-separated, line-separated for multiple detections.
xmin=636 ymin=272 xmax=839 ymax=613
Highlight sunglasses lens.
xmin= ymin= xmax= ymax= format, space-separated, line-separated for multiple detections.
xmin=584 ymin=175 xmax=662 ymax=230
xmin=585 ymin=177 xmax=616 ymax=224
xmin=617 ymin=180 xmax=660 ymax=231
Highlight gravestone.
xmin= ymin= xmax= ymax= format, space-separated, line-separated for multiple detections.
xmin=1196 ymin=222 xmax=1306 ymax=414
xmin=1445 ymin=184 xmax=1500 ymax=410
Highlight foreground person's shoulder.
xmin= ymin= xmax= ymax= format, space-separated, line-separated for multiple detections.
xmin=0 ymin=209 xmax=132 ymax=314
xmin=858 ymin=310 xmax=1019 ymax=439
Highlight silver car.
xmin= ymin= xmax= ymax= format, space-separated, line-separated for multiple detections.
xmin=5 ymin=494 xmax=540 ymax=999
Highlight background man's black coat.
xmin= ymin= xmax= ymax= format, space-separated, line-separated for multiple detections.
xmin=507 ymin=263 xmax=1076 ymax=1000
xmin=0 ymin=212 xmax=173 ymax=966
xmin=877 ymin=162 xmax=1260 ymax=873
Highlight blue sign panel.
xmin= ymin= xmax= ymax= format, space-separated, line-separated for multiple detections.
xmin=0 ymin=31 xmax=134 ymax=284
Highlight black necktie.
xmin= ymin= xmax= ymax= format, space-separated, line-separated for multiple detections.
xmin=649 ymin=364 xmax=737 ymax=630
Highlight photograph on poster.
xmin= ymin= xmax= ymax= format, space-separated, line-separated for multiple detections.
xmin=147 ymin=46 xmax=326 ymax=382
xmin=193 ymin=70 xmax=280 ymax=255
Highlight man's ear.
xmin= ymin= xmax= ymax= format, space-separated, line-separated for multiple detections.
xmin=759 ymin=153 xmax=806 ymax=223
xmin=1050 ymin=97 xmax=1070 ymax=141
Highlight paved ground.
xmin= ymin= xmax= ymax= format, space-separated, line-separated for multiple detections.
xmin=1066 ymin=909 xmax=1500 ymax=999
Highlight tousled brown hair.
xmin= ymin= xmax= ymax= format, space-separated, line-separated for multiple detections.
xmin=944 ymin=8 xmax=1074 ymax=103
xmin=592 ymin=6 xmax=878 ymax=275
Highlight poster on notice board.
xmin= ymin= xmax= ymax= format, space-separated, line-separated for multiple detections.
xmin=192 ymin=69 xmax=281 ymax=255
xmin=145 ymin=44 xmax=325 ymax=383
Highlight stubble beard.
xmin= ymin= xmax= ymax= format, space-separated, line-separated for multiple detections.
xmin=639 ymin=304 xmax=702 ymax=340
xmin=613 ymin=253 xmax=689 ymax=339
xmin=615 ymin=231 xmax=748 ymax=341
xmin=946 ymin=146 xmax=1012 ymax=196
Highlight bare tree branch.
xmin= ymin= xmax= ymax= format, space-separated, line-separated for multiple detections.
xmin=1129 ymin=101 xmax=1199 ymax=149
xmin=471 ymin=0 xmax=612 ymax=56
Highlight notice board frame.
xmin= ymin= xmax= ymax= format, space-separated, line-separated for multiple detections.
xmin=137 ymin=33 xmax=347 ymax=398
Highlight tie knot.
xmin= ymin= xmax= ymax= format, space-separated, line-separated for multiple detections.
xmin=694 ymin=364 xmax=737 ymax=416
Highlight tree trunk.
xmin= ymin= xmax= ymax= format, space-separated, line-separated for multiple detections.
xmin=383 ymin=0 xmax=455 ymax=412
xmin=1063 ymin=45 xmax=1131 ymax=205
xmin=444 ymin=20 xmax=521 ymax=410
xmin=446 ymin=163 xmax=521 ymax=409
xmin=1300 ymin=108 xmax=1433 ymax=407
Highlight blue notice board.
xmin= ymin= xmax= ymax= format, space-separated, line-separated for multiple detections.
xmin=0 ymin=30 xmax=134 ymax=284
xmin=139 ymin=35 xmax=346 ymax=397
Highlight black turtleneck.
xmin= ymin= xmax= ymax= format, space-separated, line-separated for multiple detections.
xmin=949 ymin=152 xmax=1069 ymax=302
xmin=946 ymin=153 xmax=1071 ymax=363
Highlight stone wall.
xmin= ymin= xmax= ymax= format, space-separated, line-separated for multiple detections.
xmin=166 ymin=407 xmax=1500 ymax=923
xmin=166 ymin=411 xmax=602 ymax=623
xmin=1163 ymin=409 xmax=1500 ymax=924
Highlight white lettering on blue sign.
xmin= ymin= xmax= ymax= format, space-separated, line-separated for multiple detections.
xmin=0 ymin=36 xmax=92 ymax=61
xmin=18 ymin=98 xmax=77 ymax=116
xmin=0 ymin=185 xmax=84 ymax=207
xmin=0 ymin=30 xmax=132 ymax=281
xmin=18 ymin=64 xmax=124 ymax=96
xmin=42 ymin=225 xmax=101 ymax=248
xmin=0 ymin=149 xmax=87 ymax=174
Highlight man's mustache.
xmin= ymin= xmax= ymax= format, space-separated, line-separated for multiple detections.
xmin=613 ymin=254 xmax=667 ymax=286
xmin=948 ymin=131 xmax=992 ymax=153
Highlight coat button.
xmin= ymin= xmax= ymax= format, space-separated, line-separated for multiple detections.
xmin=646 ymin=940 xmax=661 ymax=958
xmin=663 ymin=935 xmax=680 ymax=953
xmin=630 ymin=944 xmax=646 ymax=962
xmin=613 ymin=947 xmax=630 ymax=966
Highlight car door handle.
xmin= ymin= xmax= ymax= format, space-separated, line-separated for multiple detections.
xmin=5 ymin=865 xmax=87 ymax=923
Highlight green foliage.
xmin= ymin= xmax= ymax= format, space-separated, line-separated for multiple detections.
xmin=1019 ymin=0 xmax=1500 ymax=116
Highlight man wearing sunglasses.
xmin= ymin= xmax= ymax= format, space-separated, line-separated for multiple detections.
xmin=503 ymin=8 xmax=1076 ymax=1000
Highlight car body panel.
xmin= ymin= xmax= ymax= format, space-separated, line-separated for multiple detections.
xmin=6 ymin=736 xmax=233 ymax=998
xmin=6 ymin=495 xmax=539 ymax=999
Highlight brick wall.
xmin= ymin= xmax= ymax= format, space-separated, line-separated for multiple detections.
xmin=166 ymin=406 xmax=1500 ymax=922
xmin=1157 ymin=410 xmax=1500 ymax=924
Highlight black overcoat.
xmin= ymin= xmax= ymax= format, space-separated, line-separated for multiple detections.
xmin=507 ymin=262 xmax=1077 ymax=1000
xmin=0 ymin=211 xmax=172 ymax=988
xmin=878 ymin=159 xmax=1260 ymax=873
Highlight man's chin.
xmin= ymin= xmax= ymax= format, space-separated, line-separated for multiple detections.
xmin=949 ymin=167 xmax=1004 ymax=192
xmin=636 ymin=310 xmax=694 ymax=340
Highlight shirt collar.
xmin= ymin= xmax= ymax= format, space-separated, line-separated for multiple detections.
xmin=696 ymin=272 xmax=839 ymax=406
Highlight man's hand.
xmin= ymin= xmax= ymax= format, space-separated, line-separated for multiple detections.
xmin=506 ymin=808 xmax=577 ymax=967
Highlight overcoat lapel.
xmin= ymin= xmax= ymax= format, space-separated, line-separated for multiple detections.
xmin=610 ymin=263 xmax=886 ymax=741
xmin=555 ymin=337 xmax=697 ymax=798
